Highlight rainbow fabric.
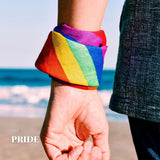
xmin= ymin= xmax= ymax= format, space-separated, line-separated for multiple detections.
xmin=35 ymin=24 xmax=107 ymax=89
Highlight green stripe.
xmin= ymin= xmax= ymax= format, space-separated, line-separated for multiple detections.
xmin=66 ymin=39 xmax=99 ymax=86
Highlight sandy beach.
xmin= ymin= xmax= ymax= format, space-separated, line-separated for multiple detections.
xmin=0 ymin=117 xmax=137 ymax=160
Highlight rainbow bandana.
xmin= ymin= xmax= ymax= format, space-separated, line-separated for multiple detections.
xmin=35 ymin=24 xmax=107 ymax=89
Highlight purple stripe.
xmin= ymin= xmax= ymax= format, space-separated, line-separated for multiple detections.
xmin=54 ymin=24 xmax=103 ymax=47
xmin=102 ymin=46 xmax=108 ymax=60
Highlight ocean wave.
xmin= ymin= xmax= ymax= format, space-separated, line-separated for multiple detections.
xmin=0 ymin=85 xmax=50 ymax=107
xmin=0 ymin=86 xmax=127 ymax=120
xmin=0 ymin=85 xmax=112 ymax=107
xmin=0 ymin=104 xmax=127 ymax=121
xmin=0 ymin=105 xmax=46 ymax=118
xmin=98 ymin=90 xmax=112 ymax=106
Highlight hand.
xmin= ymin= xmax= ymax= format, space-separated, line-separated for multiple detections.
xmin=40 ymin=80 xmax=110 ymax=160
xmin=44 ymin=141 xmax=103 ymax=160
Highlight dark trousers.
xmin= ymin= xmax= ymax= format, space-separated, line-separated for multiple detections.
xmin=128 ymin=117 xmax=160 ymax=160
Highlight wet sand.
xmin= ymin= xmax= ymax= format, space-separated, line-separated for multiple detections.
xmin=0 ymin=117 xmax=137 ymax=160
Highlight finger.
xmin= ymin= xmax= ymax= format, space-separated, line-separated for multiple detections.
xmin=68 ymin=146 xmax=83 ymax=160
xmin=91 ymin=146 xmax=102 ymax=160
xmin=78 ymin=141 xmax=93 ymax=160
xmin=49 ymin=146 xmax=83 ymax=160
xmin=42 ymin=142 xmax=62 ymax=160
xmin=92 ymin=123 xmax=110 ymax=160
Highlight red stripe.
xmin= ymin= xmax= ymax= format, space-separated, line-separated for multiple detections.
xmin=92 ymin=30 xmax=107 ymax=46
xmin=35 ymin=32 xmax=69 ymax=82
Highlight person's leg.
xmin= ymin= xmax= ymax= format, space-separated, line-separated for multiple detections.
xmin=128 ymin=117 xmax=160 ymax=160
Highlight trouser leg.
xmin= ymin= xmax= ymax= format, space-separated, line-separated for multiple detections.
xmin=128 ymin=117 xmax=160 ymax=160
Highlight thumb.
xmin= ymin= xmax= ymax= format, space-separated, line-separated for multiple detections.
xmin=92 ymin=122 xmax=110 ymax=160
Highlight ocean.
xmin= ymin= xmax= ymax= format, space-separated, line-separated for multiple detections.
xmin=0 ymin=68 xmax=127 ymax=121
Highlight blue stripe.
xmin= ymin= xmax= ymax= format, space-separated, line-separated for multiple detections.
xmin=86 ymin=46 xmax=103 ymax=84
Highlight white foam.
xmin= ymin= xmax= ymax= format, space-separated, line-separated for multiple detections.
xmin=98 ymin=90 xmax=112 ymax=106
xmin=0 ymin=86 xmax=50 ymax=105
xmin=0 ymin=86 xmax=112 ymax=107
xmin=11 ymin=85 xmax=29 ymax=94
xmin=0 ymin=88 xmax=127 ymax=120
xmin=0 ymin=104 xmax=46 ymax=118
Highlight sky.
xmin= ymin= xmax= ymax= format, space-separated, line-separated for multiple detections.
xmin=0 ymin=0 xmax=125 ymax=69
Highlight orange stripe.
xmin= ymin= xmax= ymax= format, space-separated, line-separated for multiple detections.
xmin=35 ymin=32 xmax=69 ymax=82
xmin=69 ymin=84 xmax=98 ymax=90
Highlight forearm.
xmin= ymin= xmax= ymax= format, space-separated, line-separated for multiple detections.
xmin=40 ymin=1 xmax=110 ymax=159
xmin=58 ymin=0 xmax=108 ymax=31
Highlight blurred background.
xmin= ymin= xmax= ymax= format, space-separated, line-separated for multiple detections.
xmin=0 ymin=0 xmax=137 ymax=160
xmin=0 ymin=0 xmax=126 ymax=119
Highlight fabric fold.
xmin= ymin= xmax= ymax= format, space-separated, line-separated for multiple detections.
xmin=35 ymin=24 xmax=107 ymax=89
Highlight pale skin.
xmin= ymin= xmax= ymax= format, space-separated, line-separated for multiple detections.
xmin=40 ymin=0 xmax=110 ymax=159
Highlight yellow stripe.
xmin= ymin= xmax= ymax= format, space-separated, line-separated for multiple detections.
xmin=52 ymin=31 xmax=88 ymax=86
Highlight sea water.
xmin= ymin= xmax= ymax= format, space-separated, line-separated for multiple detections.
xmin=0 ymin=69 xmax=127 ymax=121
